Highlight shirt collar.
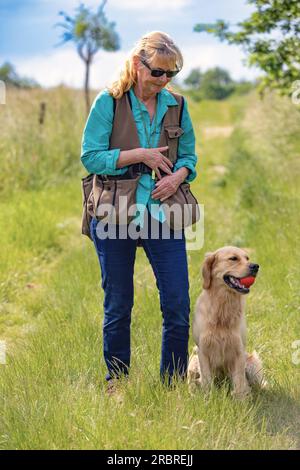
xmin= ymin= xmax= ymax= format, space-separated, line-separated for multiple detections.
xmin=159 ymin=88 xmax=178 ymax=106
xmin=129 ymin=86 xmax=178 ymax=107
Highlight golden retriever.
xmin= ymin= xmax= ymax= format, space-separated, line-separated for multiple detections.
xmin=188 ymin=246 xmax=266 ymax=398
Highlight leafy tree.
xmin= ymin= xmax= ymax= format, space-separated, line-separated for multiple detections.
xmin=200 ymin=67 xmax=235 ymax=100
xmin=0 ymin=62 xmax=40 ymax=88
xmin=184 ymin=68 xmax=202 ymax=89
xmin=55 ymin=0 xmax=120 ymax=114
xmin=183 ymin=66 xmax=255 ymax=100
xmin=194 ymin=0 xmax=300 ymax=95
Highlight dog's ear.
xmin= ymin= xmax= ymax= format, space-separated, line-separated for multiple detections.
xmin=202 ymin=252 xmax=216 ymax=290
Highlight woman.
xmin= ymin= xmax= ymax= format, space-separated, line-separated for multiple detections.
xmin=81 ymin=31 xmax=198 ymax=388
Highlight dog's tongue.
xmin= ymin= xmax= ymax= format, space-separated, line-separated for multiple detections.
xmin=239 ymin=276 xmax=256 ymax=288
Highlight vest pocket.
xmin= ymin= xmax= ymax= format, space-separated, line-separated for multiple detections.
xmin=162 ymin=182 xmax=200 ymax=230
xmin=92 ymin=175 xmax=140 ymax=224
xmin=81 ymin=173 xmax=94 ymax=239
xmin=164 ymin=126 xmax=184 ymax=163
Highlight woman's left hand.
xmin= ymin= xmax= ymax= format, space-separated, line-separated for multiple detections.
xmin=151 ymin=173 xmax=182 ymax=202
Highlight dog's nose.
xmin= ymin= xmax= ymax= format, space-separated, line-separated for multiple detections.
xmin=249 ymin=263 xmax=259 ymax=274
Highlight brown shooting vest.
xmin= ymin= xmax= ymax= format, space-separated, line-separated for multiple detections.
xmin=109 ymin=89 xmax=185 ymax=168
xmin=81 ymin=88 xmax=185 ymax=239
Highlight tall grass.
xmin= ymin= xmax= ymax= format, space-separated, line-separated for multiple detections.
xmin=0 ymin=86 xmax=96 ymax=194
xmin=0 ymin=86 xmax=299 ymax=449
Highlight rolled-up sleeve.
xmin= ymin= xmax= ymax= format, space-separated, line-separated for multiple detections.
xmin=174 ymin=98 xmax=198 ymax=183
xmin=80 ymin=90 xmax=128 ymax=175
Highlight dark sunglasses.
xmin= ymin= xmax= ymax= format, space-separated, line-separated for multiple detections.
xmin=141 ymin=59 xmax=180 ymax=78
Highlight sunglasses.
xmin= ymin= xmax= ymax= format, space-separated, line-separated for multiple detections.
xmin=141 ymin=59 xmax=180 ymax=78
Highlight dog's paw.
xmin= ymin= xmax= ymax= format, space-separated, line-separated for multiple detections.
xmin=188 ymin=380 xmax=201 ymax=396
xmin=231 ymin=387 xmax=252 ymax=400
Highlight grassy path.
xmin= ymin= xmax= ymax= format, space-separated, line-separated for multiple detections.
xmin=0 ymin=90 xmax=299 ymax=449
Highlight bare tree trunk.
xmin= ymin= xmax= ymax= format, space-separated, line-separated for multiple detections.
xmin=39 ymin=102 xmax=46 ymax=125
xmin=84 ymin=59 xmax=91 ymax=116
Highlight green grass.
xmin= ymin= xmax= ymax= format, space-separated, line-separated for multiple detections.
xmin=0 ymin=86 xmax=299 ymax=449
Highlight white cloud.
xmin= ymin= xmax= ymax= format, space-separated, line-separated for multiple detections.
xmin=12 ymin=47 xmax=128 ymax=89
xmin=109 ymin=0 xmax=192 ymax=10
xmin=12 ymin=41 xmax=261 ymax=91
xmin=180 ymin=42 xmax=261 ymax=82
xmin=38 ymin=0 xmax=191 ymax=12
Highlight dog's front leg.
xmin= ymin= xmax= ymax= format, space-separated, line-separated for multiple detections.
xmin=187 ymin=353 xmax=201 ymax=394
xmin=198 ymin=351 xmax=213 ymax=392
xmin=231 ymin=354 xmax=251 ymax=399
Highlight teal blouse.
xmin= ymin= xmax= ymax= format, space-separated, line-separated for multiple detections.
xmin=81 ymin=86 xmax=198 ymax=226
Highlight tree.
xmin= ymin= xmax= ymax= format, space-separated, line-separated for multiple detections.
xmin=55 ymin=0 xmax=120 ymax=114
xmin=184 ymin=68 xmax=202 ymax=89
xmin=194 ymin=0 xmax=300 ymax=95
xmin=0 ymin=62 xmax=39 ymax=88
xmin=200 ymin=67 xmax=235 ymax=100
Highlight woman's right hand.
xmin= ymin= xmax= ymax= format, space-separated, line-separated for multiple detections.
xmin=140 ymin=146 xmax=173 ymax=179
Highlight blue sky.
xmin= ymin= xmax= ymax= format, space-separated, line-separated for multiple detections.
xmin=0 ymin=0 xmax=261 ymax=89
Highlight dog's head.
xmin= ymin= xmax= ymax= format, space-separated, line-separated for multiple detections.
xmin=202 ymin=246 xmax=259 ymax=295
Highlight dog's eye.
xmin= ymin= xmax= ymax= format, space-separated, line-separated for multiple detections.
xmin=229 ymin=256 xmax=238 ymax=261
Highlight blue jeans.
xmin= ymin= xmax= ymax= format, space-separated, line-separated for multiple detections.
xmin=90 ymin=212 xmax=190 ymax=384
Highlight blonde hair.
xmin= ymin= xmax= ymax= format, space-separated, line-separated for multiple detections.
xmin=107 ymin=31 xmax=183 ymax=99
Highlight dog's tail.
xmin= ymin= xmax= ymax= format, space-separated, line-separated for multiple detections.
xmin=245 ymin=351 xmax=267 ymax=388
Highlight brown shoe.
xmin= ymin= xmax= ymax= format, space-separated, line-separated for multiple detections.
xmin=106 ymin=379 xmax=124 ymax=403
xmin=106 ymin=379 xmax=117 ymax=395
